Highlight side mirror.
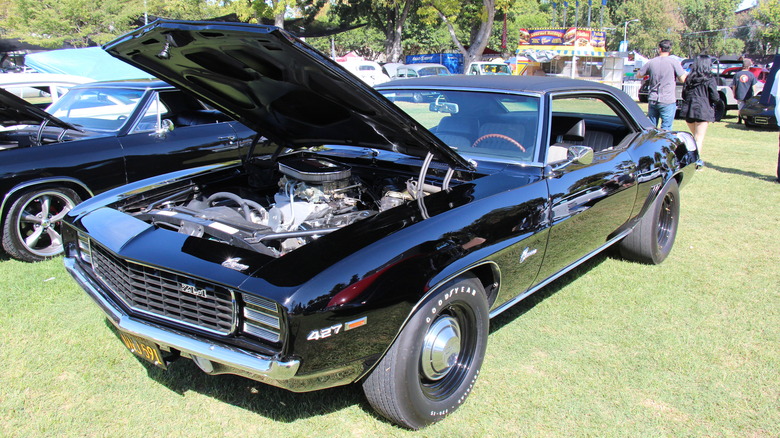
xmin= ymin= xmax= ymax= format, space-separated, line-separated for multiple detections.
xmin=155 ymin=119 xmax=174 ymax=137
xmin=551 ymin=145 xmax=594 ymax=172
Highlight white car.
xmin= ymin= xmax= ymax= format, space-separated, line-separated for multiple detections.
xmin=392 ymin=63 xmax=451 ymax=79
xmin=337 ymin=60 xmax=390 ymax=86
xmin=466 ymin=62 xmax=511 ymax=75
xmin=0 ymin=73 xmax=93 ymax=107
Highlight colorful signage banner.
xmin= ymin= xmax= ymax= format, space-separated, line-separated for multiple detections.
xmin=516 ymin=28 xmax=607 ymax=57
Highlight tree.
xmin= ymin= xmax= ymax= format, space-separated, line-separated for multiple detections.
xmin=679 ymin=0 xmax=742 ymax=57
xmin=5 ymin=0 xmax=228 ymax=48
xmin=611 ymin=0 xmax=684 ymax=56
xmin=419 ymin=0 xmax=510 ymax=67
xmin=755 ymin=0 xmax=780 ymax=54
xmin=329 ymin=0 xmax=417 ymax=63
xmin=488 ymin=0 xmax=550 ymax=57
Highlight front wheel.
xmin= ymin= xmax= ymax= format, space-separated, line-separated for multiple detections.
xmin=2 ymin=187 xmax=81 ymax=262
xmin=619 ymin=179 xmax=680 ymax=264
xmin=362 ymin=275 xmax=489 ymax=429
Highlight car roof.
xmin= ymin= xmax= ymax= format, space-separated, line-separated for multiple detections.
xmin=377 ymin=75 xmax=650 ymax=125
xmin=380 ymin=75 xmax=621 ymax=94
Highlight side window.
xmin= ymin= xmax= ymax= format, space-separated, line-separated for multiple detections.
xmin=547 ymin=95 xmax=635 ymax=164
xmin=130 ymin=92 xmax=170 ymax=134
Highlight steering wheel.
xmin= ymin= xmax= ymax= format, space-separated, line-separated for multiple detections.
xmin=472 ymin=133 xmax=526 ymax=152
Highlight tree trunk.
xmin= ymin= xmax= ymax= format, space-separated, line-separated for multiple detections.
xmin=437 ymin=0 xmax=496 ymax=69
xmin=384 ymin=0 xmax=414 ymax=63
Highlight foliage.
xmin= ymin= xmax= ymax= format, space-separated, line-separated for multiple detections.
xmin=305 ymin=16 xmax=387 ymax=61
xmin=418 ymin=0 xmax=512 ymax=67
xmin=679 ymin=0 xmax=742 ymax=57
xmin=5 ymin=0 xmax=228 ymax=48
xmin=488 ymin=0 xmax=551 ymax=57
xmin=328 ymin=0 xmax=417 ymax=62
xmin=611 ymin=0 xmax=684 ymax=56
xmin=754 ymin=0 xmax=780 ymax=54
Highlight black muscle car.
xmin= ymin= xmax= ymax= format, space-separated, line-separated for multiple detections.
xmin=62 ymin=20 xmax=701 ymax=429
xmin=0 ymin=79 xmax=255 ymax=261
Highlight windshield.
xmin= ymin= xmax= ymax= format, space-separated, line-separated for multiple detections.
xmin=480 ymin=64 xmax=511 ymax=75
xmin=379 ymin=89 xmax=540 ymax=162
xmin=417 ymin=67 xmax=450 ymax=76
xmin=47 ymin=87 xmax=146 ymax=131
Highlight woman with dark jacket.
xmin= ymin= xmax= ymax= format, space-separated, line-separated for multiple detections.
xmin=679 ymin=55 xmax=721 ymax=153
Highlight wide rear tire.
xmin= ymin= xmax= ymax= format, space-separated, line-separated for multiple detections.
xmin=619 ymin=179 xmax=680 ymax=264
xmin=362 ymin=275 xmax=489 ymax=429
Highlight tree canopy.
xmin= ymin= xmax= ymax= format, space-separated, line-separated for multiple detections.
xmin=0 ymin=0 xmax=774 ymax=62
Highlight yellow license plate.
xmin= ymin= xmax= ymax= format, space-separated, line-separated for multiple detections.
xmin=119 ymin=332 xmax=167 ymax=369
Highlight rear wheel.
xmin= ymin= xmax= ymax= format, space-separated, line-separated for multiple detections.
xmin=362 ymin=275 xmax=489 ymax=429
xmin=619 ymin=179 xmax=680 ymax=264
xmin=713 ymin=97 xmax=726 ymax=122
xmin=2 ymin=187 xmax=81 ymax=262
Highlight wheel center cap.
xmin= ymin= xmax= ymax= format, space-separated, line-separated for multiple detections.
xmin=421 ymin=316 xmax=461 ymax=380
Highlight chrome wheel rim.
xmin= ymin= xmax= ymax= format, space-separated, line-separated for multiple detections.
xmin=657 ymin=191 xmax=675 ymax=249
xmin=15 ymin=191 xmax=75 ymax=257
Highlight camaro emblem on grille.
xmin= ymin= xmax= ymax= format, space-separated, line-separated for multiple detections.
xmin=180 ymin=283 xmax=208 ymax=298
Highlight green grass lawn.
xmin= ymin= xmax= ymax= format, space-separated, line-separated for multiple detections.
xmin=1 ymin=112 xmax=778 ymax=437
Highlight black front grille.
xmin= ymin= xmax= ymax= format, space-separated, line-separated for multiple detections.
xmin=91 ymin=244 xmax=236 ymax=335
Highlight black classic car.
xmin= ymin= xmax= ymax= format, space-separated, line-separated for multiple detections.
xmin=0 ymin=79 xmax=255 ymax=261
xmin=63 ymin=20 xmax=700 ymax=429
xmin=739 ymin=94 xmax=778 ymax=129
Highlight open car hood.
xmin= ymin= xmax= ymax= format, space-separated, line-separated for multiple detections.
xmin=0 ymin=87 xmax=78 ymax=130
xmin=103 ymin=20 xmax=470 ymax=169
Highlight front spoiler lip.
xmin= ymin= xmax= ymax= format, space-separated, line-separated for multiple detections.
xmin=63 ymin=257 xmax=300 ymax=383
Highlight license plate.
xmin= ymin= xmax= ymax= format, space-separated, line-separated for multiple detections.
xmin=754 ymin=117 xmax=769 ymax=125
xmin=119 ymin=332 xmax=167 ymax=369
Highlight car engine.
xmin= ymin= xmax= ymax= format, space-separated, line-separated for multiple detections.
xmin=140 ymin=156 xmax=419 ymax=257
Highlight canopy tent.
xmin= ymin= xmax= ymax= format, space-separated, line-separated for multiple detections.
xmin=25 ymin=47 xmax=154 ymax=81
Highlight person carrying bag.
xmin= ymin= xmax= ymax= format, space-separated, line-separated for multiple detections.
xmin=679 ymin=55 xmax=721 ymax=154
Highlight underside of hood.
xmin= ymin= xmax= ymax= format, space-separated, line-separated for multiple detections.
xmin=0 ymin=88 xmax=77 ymax=130
xmin=103 ymin=20 xmax=470 ymax=169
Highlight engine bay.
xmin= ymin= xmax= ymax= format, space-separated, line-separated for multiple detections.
xmin=135 ymin=154 xmax=456 ymax=257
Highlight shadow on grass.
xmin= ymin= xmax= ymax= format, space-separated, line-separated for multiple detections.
xmin=98 ymin=249 xmax=615 ymax=426
xmin=705 ymin=162 xmax=778 ymax=183
xmin=722 ymin=120 xmax=778 ymax=132
xmin=103 ymin=321 xmax=369 ymax=424
xmin=489 ymin=250 xmax=610 ymax=333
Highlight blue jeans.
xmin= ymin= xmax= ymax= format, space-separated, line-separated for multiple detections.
xmin=647 ymin=102 xmax=676 ymax=131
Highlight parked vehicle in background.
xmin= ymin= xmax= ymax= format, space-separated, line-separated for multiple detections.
xmin=0 ymin=79 xmax=255 ymax=262
xmin=465 ymin=62 xmax=511 ymax=75
xmin=720 ymin=66 xmax=771 ymax=84
xmin=0 ymin=73 xmax=93 ymax=108
xmin=392 ymin=63 xmax=451 ymax=79
xmin=639 ymin=58 xmax=760 ymax=120
xmin=63 ymin=20 xmax=700 ymax=430
xmin=336 ymin=60 xmax=390 ymax=86
xmin=738 ymin=94 xmax=777 ymax=129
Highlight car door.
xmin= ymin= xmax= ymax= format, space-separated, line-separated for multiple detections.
xmin=120 ymin=90 xmax=254 ymax=184
xmin=536 ymin=92 xmax=639 ymax=281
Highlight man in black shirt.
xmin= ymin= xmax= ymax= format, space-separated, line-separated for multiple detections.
xmin=732 ymin=59 xmax=758 ymax=124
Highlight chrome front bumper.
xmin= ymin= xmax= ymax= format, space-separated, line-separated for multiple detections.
xmin=64 ymin=257 xmax=301 ymax=386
